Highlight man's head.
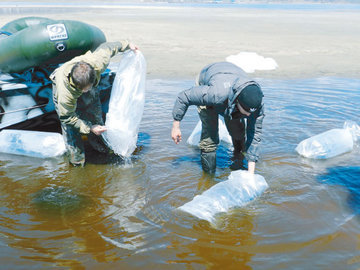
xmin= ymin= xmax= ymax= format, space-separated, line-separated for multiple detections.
xmin=236 ymin=84 xmax=263 ymax=114
xmin=70 ymin=61 xmax=96 ymax=92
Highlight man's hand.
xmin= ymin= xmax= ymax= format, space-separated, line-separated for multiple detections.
xmin=171 ymin=120 xmax=182 ymax=144
xmin=129 ymin=43 xmax=139 ymax=52
xmin=247 ymin=161 xmax=255 ymax=174
xmin=90 ymin=125 xmax=107 ymax=136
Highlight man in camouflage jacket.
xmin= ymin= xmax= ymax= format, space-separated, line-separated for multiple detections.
xmin=51 ymin=41 xmax=137 ymax=166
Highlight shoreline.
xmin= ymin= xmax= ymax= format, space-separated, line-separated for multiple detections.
xmin=1 ymin=6 xmax=360 ymax=80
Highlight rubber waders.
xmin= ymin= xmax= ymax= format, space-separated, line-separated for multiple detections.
xmin=200 ymin=150 xmax=216 ymax=175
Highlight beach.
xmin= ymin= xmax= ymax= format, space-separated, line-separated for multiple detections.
xmin=1 ymin=4 xmax=360 ymax=79
xmin=1 ymin=4 xmax=360 ymax=270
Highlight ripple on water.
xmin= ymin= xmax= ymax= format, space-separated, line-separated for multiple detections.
xmin=0 ymin=77 xmax=360 ymax=269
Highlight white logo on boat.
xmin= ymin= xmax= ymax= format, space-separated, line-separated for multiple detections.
xmin=47 ymin=24 xmax=68 ymax=41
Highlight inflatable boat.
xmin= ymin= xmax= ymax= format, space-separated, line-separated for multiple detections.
xmin=0 ymin=16 xmax=106 ymax=73
xmin=0 ymin=17 xmax=114 ymax=132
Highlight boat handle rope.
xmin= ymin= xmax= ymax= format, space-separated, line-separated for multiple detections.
xmin=0 ymin=103 xmax=47 ymax=116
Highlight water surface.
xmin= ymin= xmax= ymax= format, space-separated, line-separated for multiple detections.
xmin=1 ymin=77 xmax=360 ymax=269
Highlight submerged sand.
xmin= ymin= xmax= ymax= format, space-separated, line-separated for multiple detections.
xmin=1 ymin=5 xmax=360 ymax=79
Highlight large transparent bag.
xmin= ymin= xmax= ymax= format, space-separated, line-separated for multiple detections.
xmin=102 ymin=51 xmax=146 ymax=157
xmin=295 ymin=120 xmax=360 ymax=159
xmin=0 ymin=129 xmax=66 ymax=158
xmin=178 ymin=170 xmax=268 ymax=223
xmin=187 ymin=116 xmax=232 ymax=147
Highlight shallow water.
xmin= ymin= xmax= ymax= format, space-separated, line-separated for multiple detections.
xmin=1 ymin=77 xmax=360 ymax=269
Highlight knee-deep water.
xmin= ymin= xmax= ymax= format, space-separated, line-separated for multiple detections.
xmin=0 ymin=77 xmax=360 ymax=269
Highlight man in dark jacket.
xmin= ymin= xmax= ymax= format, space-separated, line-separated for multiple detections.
xmin=171 ymin=62 xmax=264 ymax=175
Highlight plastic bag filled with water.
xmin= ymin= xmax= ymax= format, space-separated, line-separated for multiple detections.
xmin=178 ymin=170 xmax=268 ymax=223
xmin=295 ymin=120 xmax=360 ymax=159
xmin=102 ymin=51 xmax=146 ymax=157
xmin=187 ymin=116 xmax=232 ymax=147
xmin=0 ymin=129 xmax=66 ymax=158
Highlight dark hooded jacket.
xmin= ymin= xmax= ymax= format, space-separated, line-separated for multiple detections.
xmin=172 ymin=62 xmax=265 ymax=162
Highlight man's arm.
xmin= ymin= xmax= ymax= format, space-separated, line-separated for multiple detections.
xmin=54 ymin=82 xmax=92 ymax=134
xmin=171 ymin=84 xmax=227 ymax=144
xmin=172 ymin=84 xmax=222 ymax=121
xmin=86 ymin=41 xmax=139 ymax=75
xmin=171 ymin=85 xmax=212 ymax=144
xmin=245 ymin=104 xmax=265 ymax=173
xmin=171 ymin=120 xmax=182 ymax=144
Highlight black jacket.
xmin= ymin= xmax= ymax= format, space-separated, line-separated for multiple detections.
xmin=172 ymin=62 xmax=265 ymax=162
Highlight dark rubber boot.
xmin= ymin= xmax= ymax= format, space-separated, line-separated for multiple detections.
xmin=229 ymin=159 xmax=246 ymax=171
xmin=88 ymin=133 xmax=110 ymax=153
xmin=200 ymin=150 xmax=216 ymax=175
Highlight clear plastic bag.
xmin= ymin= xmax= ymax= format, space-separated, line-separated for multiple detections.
xmin=0 ymin=129 xmax=66 ymax=158
xmin=295 ymin=120 xmax=360 ymax=159
xmin=178 ymin=170 xmax=268 ymax=223
xmin=343 ymin=120 xmax=360 ymax=143
xmin=102 ymin=51 xmax=146 ymax=157
xmin=187 ymin=116 xmax=232 ymax=147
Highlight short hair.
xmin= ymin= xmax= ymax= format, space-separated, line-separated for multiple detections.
xmin=70 ymin=61 xmax=96 ymax=90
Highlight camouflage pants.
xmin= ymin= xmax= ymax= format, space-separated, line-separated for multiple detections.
xmin=195 ymin=71 xmax=246 ymax=156
xmin=197 ymin=106 xmax=246 ymax=155
xmin=53 ymin=85 xmax=108 ymax=166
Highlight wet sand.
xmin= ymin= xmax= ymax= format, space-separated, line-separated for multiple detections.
xmin=1 ymin=5 xmax=360 ymax=79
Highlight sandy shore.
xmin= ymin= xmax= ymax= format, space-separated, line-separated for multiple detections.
xmin=1 ymin=5 xmax=360 ymax=79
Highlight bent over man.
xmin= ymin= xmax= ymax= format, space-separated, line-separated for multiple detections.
xmin=171 ymin=62 xmax=265 ymax=175
xmin=51 ymin=41 xmax=138 ymax=166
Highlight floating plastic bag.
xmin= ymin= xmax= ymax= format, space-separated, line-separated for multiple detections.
xmin=178 ymin=170 xmax=268 ymax=223
xmin=187 ymin=116 xmax=232 ymax=147
xmin=295 ymin=120 xmax=360 ymax=159
xmin=343 ymin=120 xmax=360 ymax=143
xmin=0 ymin=129 xmax=66 ymax=158
xmin=102 ymin=51 xmax=146 ymax=157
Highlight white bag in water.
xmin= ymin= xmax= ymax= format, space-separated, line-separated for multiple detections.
xmin=187 ymin=116 xmax=232 ymax=147
xmin=178 ymin=170 xmax=268 ymax=223
xmin=102 ymin=51 xmax=146 ymax=157
xmin=0 ymin=129 xmax=66 ymax=158
xmin=295 ymin=120 xmax=360 ymax=159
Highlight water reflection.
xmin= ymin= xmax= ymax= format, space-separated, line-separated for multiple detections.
xmin=0 ymin=153 xmax=149 ymax=267
xmin=169 ymin=212 xmax=256 ymax=269
xmin=318 ymin=166 xmax=360 ymax=215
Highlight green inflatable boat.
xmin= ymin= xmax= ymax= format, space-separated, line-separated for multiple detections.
xmin=0 ymin=17 xmax=113 ymax=133
xmin=0 ymin=16 xmax=106 ymax=73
